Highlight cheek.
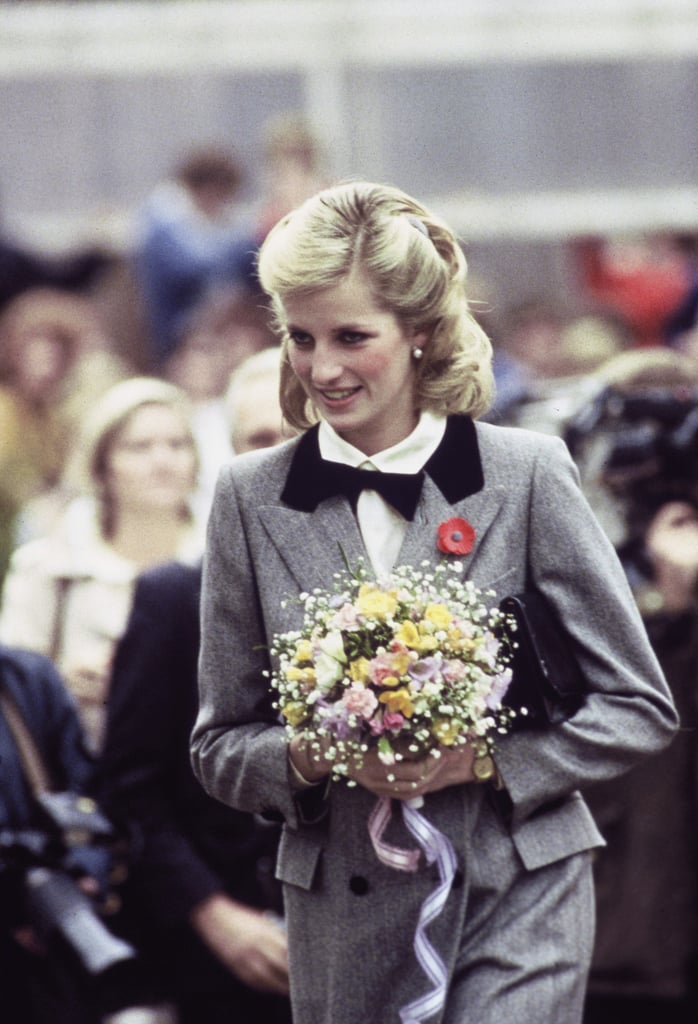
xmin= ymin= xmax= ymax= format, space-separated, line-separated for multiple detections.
xmin=181 ymin=453 xmax=199 ymax=483
xmin=365 ymin=348 xmax=413 ymax=390
xmin=288 ymin=348 xmax=310 ymax=381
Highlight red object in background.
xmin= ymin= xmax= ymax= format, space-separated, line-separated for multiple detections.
xmin=574 ymin=237 xmax=691 ymax=347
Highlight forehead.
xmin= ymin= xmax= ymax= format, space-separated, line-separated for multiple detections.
xmin=116 ymin=403 xmax=188 ymax=438
xmin=281 ymin=271 xmax=391 ymax=326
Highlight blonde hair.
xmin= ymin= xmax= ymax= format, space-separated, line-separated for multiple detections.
xmin=256 ymin=180 xmax=494 ymax=430
xmin=76 ymin=377 xmax=198 ymax=536
xmin=597 ymin=347 xmax=698 ymax=391
xmin=224 ymin=346 xmax=282 ymax=438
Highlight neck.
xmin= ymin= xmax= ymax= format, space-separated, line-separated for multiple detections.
xmin=108 ymin=511 xmax=189 ymax=570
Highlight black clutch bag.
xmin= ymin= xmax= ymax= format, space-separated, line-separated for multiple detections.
xmin=499 ymin=591 xmax=587 ymax=727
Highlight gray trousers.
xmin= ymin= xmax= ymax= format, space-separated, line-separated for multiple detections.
xmin=283 ymin=786 xmax=595 ymax=1024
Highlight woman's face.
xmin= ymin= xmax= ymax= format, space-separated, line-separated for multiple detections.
xmin=10 ymin=327 xmax=73 ymax=405
xmin=104 ymin=404 xmax=197 ymax=519
xmin=282 ymin=270 xmax=423 ymax=455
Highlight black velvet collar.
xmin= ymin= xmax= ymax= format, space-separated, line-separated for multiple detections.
xmin=281 ymin=415 xmax=484 ymax=513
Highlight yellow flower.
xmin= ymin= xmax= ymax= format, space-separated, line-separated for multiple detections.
xmin=380 ymin=674 xmax=401 ymax=689
xmin=285 ymin=665 xmax=315 ymax=685
xmin=431 ymin=717 xmax=460 ymax=745
xmin=356 ymin=585 xmax=398 ymax=621
xmin=295 ymin=639 xmax=314 ymax=663
xmin=379 ymin=688 xmax=414 ymax=717
xmin=281 ymin=701 xmax=309 ymax=727
xmin=424 ymin=603 xmax=452 ymax=630
xmin=349 ymin=657 xmax=371 ymax=683
xmin=389 ymin=650 xmax=411 ymax=676
xmin=415 ymin=633 xmax=439 ymax=653
xmin=395 ymin=620 xmax=420 ymax=648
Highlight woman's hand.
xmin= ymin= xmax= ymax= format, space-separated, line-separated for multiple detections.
xmin=288 ymin=732 xmax=332 ymax=785
xmin=347 ymin=743 xmax=479 ymax=801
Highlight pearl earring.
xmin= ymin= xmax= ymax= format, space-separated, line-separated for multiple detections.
xmin=412 ymin=346 xmax=424 ymax=360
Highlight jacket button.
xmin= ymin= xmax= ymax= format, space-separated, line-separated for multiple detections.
xmin=349 ymin=875 xmax=370 ymax=895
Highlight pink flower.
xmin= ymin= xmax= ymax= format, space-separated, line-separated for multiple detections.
xmin=332 ymin=602 xmax=360 ymax=630
xmin=437 ymin=518 xmax=476 ymax=555
xmin=368 ymin=651 xmax=400 ymax=687
xmin=342 ymin=682 xmax=379 ymax=720
xmin=382 ymin=710 xmax=406 ymax=733
xmin=442 ymin=659 xmax=468 ymax=684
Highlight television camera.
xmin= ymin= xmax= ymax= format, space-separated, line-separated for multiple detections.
xmin=0 ymin=788 xmax=136 ymax=978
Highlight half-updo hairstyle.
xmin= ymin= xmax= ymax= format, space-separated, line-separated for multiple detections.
xmin=256 ymin=179 xmax=494 ymax=430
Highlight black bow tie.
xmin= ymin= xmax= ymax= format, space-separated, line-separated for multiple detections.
xmin=281 ymin=416 xmax=485 ymax=518
xmin=313 ymin=461 xmax=425 ymax=521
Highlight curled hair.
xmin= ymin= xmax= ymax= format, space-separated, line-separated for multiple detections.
xmin=256 ymin=180 xmax=494 ymax=430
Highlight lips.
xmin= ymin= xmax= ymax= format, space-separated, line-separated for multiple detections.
xmin=317 ymin=387 xmax=361 ymax=403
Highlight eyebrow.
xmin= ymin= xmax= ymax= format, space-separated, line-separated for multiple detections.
xmin=287 ymin=321 xmax=371 ymax=333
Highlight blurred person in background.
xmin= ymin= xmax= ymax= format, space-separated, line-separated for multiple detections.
xmin=254 ymin=111 xmax=331 ymax=242
xmin=0 ymin=203 xmax=112 ymax=315
xmin=94 ymin=348 xmax=291 ymax=1024
xmin=0 ymin=287 xmax=128 ymax=581
xmin=224 ymin=344 xmax=287 ymax=455
xmin=0 ymin=377 xmax=203 ymax=755
xmin=134 ymin=146 xmax=254 ymax=370
xmin=488 ymin=297 xmax=630 ymax=435
xmin=164 ymin=285 xmax=279 ymax=521
xmin=0 ymin=643 xmax=173 ymax=1024
xmin=565 ymin=349 xmax=698 ymax=1024
xmin=571 ymin=234 xmax=692 ymax=348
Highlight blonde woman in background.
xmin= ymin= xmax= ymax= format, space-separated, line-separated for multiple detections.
xmin=0 ymin=376 xmax=203 ymax=754
xmin=0 ymin=286 xmax=129 ymax=578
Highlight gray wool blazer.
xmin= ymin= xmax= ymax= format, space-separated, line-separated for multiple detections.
xmin=191 ymin=418 xmax=677 ymax=1021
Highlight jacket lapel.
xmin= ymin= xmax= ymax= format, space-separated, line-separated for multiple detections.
xmin=257 ymin=499 xmax=368 ymax=593
xmin=397 ymin=476 xmax=508 ymax=581
xmin=258 ymin=414 xmax=508 ymax=590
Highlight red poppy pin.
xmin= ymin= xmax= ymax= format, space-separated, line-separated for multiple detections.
xmin=436 ymin=517 xmax=476 ymax=556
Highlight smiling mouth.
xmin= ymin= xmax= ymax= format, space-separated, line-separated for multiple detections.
xmin=319 ymin=387 xmax=361 ymax=401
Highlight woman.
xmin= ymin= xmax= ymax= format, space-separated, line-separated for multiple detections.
xmin=190 ymin=181 xmax=677 ymax=1024
xmin=0 ymin=376 xmax=202 ymax=754
xmin=0 ymin=287 xmax=127 ymax=580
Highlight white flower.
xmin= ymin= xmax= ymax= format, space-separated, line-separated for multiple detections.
xmin=314 ymin=630 xmax=347 ymax=690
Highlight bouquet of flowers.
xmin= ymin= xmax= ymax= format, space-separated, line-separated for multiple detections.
xmin=268 ymin=558 xmax=518 ymax=783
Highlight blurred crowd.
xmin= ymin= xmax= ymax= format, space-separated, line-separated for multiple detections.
xmin=1 ymin=107 xmax=698 ymax=1023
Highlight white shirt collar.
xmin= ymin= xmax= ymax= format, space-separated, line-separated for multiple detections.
xmin=318 ymin=411 xmax=447 ymax=472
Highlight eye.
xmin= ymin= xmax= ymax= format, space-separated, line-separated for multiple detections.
xmin=118 ymin=439 xmax=151 ymax=454
xmin=168 ymin=437 xmax=194 ymax=452
xmin=338 ymin=330 xmax=368 ymax=345
xmin=288 ymin=329 xmax=313 ymax=348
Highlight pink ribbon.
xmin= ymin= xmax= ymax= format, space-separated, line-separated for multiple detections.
xmin=368 ymin=795 xmax=458 ymax=1024
xmin=367 ymin=794 xmax=421 ymax=872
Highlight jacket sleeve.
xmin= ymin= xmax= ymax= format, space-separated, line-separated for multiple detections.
xmin=190 ymin=466 xmax=309 ymax=829
xmin=493 ymin=435 xmax=678 ymax=825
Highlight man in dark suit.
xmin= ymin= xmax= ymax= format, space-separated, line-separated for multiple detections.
xmin=95 ymin=562 xmax=290 ymax=1024
xmin=94 ymin=348 xmax=291 ymax=1024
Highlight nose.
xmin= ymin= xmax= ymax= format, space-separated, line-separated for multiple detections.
xmin=151 ymin=441 xmax=184 ymax=469
xmin=309 ymin=340 xmax=343 ymax=385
